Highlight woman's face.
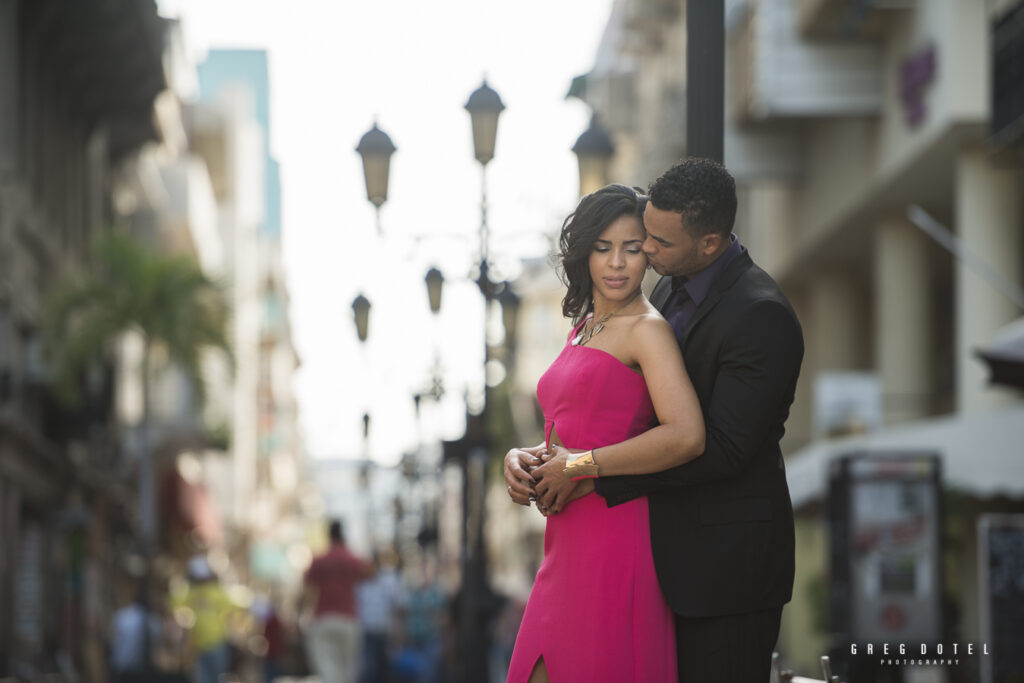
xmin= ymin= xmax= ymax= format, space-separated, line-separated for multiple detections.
xmin=588 ymin=214 xmax=647 ymax=305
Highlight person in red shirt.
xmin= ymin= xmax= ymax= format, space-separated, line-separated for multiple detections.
xmin=301 ymin=520 xmax=371 ymax=683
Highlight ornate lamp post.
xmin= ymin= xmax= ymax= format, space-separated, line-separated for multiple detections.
xmin=571 ymin=114 xmax=615 ymax=197
xmin=356 ymin=122 xmax=397 ymax=234
xmin=414 ymin=265 xmax=447 ymax=564
xmin=358 ymin=411 xmax=377 ymax=550
xmin=353 ymin=292 xmax=373 ymax=550
xmin=349 ymin=84 xmax=515 ymax=681
xmin=443 ymin=79 xmax=506 ymax=683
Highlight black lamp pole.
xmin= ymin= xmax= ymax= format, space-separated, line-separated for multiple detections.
xmin=686 ymin=0 xmax=725 ymax=163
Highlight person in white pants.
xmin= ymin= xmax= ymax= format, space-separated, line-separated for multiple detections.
xmin=301 ymin=520 xmax=371 ymax=683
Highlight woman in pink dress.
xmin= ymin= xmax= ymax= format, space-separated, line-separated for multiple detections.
xmin=504 ymin=184 xmax=705 ymax=683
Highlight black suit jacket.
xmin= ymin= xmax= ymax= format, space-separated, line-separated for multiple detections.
xmin=594 ymin=248 xmax=803 ymax=618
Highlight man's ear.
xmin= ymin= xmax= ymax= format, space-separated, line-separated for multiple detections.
xmin=700 ymin=233 xmax=722 ymax=256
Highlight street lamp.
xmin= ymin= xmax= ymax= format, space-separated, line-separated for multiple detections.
xmin=572 ymin=114 xmax=615 ymax=197
xmin=356 ymin=121 xmax=397 ymax=234
xmin=425 ymin=266 xmax=444 ymax=315
xmin=465 ymin=80 xmax=505 ymax=294
xmin=349 ymin=84 xmax=511 ymax=681
xmin=352 ymin=293 xmax=371 ymax=343
xmin=464 ymin=80 xmax=505 ymax=167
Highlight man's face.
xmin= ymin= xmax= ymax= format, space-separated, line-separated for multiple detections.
xmin=641 ymin=203 xmax=721 ymax=278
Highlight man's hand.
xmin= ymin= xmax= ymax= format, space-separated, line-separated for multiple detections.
xmin=533 ymin=446 xmax=584 ymax=514
xmin=504 ymin=444 xmax=545 ymax=506
xmin=565 ymin=478 xmax=595 ymax=504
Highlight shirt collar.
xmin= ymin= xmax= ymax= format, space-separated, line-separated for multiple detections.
xmin=672 ymin=234 xmax=742 ymax=306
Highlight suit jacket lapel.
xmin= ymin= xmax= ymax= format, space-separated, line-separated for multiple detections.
xmin=678 ymin=249 xmax=753 ymax=348
xmin=651 ymin=275 xmax=673 ymax=311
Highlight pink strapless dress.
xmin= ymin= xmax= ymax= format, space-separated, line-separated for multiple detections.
xmin=506 ymin=329 xmax=677 ymax=683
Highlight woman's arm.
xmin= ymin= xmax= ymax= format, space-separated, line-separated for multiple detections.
xmin=534 ymin=316 xmax=705 ymax=510
xmin=589 ymin=315 xmax=704 ymax=475
xmin=594 ymin=299 xmax=804 ymax=505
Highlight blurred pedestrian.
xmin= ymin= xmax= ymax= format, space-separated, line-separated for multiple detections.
xmin=301 ymin=520 xmax=371 ymax=683
xmin=109 ymin=580 xmax=161 ymax=682
xmin=357 ymin=548 xmax=404 ymax=683
xmin=489 ymin=592 xmax=526 ymax=681
xmin=169 ymin=554 xmax=240 ymax=683
xmin=253 ymin=591 xmax=288 ymax=683
xmin=392 ymin=556 xmax=447 ymax=683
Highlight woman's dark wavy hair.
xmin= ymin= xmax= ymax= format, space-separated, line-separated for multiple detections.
xmin=556 ymin=184 xmax=647 ymax=326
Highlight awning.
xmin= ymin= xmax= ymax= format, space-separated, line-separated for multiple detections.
xmin=977 ymin=316 xmax=1024 ymax=390
xmin=25 ymin=0 xmax=166 ymax=159
xmin=160 ymin=468 xmax=223 ymax=547
xmin=786 ymin=406 xmax=1024 ymax=510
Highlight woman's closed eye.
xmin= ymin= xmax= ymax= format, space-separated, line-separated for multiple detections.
xmin=594 ymin=246 xmax=643 ymax=254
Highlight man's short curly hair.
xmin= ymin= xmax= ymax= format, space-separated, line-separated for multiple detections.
xmin=648 ymin=157 xmax=737 ymax=238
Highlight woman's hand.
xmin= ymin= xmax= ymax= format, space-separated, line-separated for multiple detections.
xmin=533 ymin=446 xmax=581 ymax=514
xmin=504 ymin=444 xmax=546 ymax=506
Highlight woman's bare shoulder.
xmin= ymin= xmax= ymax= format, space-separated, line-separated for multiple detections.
xmin=634 ymin=303 xmax=671 ymax=332
xmin=625 ymin=305 xmax=674 ymax=345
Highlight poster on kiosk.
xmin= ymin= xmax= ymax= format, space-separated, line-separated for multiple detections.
xmin=829 ymin=453 xmax=943 ymax=648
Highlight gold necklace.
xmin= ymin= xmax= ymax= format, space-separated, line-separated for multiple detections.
xmin=571 ymin=291 xmax=641 ymax=347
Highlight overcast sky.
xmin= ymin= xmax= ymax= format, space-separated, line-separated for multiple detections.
xmin=156 ymin=0 xmax=615 ymax=464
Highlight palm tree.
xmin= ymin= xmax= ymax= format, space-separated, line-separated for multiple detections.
xmin=44 ymin=230 xmax=231 ymax=667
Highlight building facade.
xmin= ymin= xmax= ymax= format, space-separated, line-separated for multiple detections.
xmin=577 ymin=0 xmax=1024 ymax=677
xmin=0 ymin=0 xmax=165 ymax=679
xmin=190 ymin=48 xmax=308 ymax=592
xmin=1 ymin=7 xmax=309 ymax=679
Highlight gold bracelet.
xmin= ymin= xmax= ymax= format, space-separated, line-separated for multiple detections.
xmin=564 ymin=449 xmax=599 ymax=480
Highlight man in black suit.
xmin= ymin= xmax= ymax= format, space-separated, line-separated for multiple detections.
xmin=506 ymin=158 xmax=803 ymax=682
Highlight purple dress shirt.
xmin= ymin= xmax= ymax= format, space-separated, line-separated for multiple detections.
xmin=663 ymin=234 xmax=742 ymax=342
